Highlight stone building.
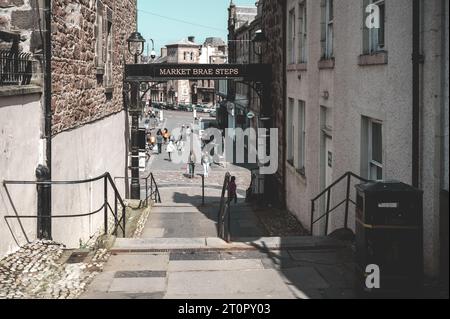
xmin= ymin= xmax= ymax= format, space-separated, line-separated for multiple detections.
xmin=283 ymin=0 xmax=448 ymax=282
xmin=196 ymin=37 xmax=227 ymax=106
xmin=0 ymin=0 xmax=137 ymax=257
xmin=165 ymin=36 xmax=201 ymax=105
xmin=224 ymin=0 xmax=286 ymax=206
xmin=226 ymin=1 xmax=257 ymax=132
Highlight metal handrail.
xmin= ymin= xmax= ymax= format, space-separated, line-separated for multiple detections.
xmin=114 ymin=172 xmax=161 ymax=207
xmin=310 ymin=172 xmax=368 ymax=236
xmin=218 ymin=172 xmax=231 ymax=242
xmin=3 ymin=172 xmax=127 ymax=244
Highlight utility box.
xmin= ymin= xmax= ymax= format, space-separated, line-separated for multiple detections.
xmin=355 ymin=181 xmax=423 ymax=297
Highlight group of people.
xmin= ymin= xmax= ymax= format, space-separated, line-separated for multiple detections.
xmin=186 ymin=150 xmax=212 ymax=178
xmin=147 ymin=128 xmax=171 ymax=156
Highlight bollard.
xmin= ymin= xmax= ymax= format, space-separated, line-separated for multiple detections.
xmin=202 ymin=174 xmax=205 ymax=206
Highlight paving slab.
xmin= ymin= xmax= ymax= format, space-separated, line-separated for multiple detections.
xmin=281 ymin=267 xmax=330 ymax=290
xmin=108 ymin=277 xmax=167 ymax=294
xmin=83 ymin=271 xmax=115 ymax=293
xmin=166 ymin=269 xmax=295 ymax=296
xmin=113 ymin=238 xmax=207 ymax=251
xmin=168 ymin=259 xmax=265 ymax=272
xmin=104 ymin=253 xmax=169 ymax=272
xmin=141 ymin=228 xmax=166 ymax=238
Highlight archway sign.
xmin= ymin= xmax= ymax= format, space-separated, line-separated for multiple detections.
xmin=124 ymin=63 xmax=271 ymax=82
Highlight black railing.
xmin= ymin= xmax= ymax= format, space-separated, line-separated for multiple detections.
xmin=310 ymin=172 xmax=368 ymax=236
xmin=115 ymin=172 xmax=162 ymax=207
xmin=218 ymin=172 xmax=231 ymax=242
xmin=3 ymin=173 xmax=127 ymax=245
xmin=0 ymin=49 xmax=33 ymax=86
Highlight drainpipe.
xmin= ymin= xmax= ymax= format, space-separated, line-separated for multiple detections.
xmin=412 ymin=0 xmax=422 ymax=188
xmin=37 ymin=0 xmax=52 ymax=240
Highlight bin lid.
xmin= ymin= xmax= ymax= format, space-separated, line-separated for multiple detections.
xmin=355 ymin=180 xmax=423 ymax=193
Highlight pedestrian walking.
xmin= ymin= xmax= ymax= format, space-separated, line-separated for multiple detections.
xmin=201 ymin=152 xmax=211 ymax=178
xmin=156 ymin=130 xmax=163 ymax=154
xmin=227 ymin=176 xmax=237 ymax=204
xmin=188 ymin=151 xmax=196 ymax=178
xmin=166 ymin=139 xmax=176 ymax=161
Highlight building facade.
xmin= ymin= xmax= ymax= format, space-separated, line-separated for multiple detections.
xmin=283 ymin=0 xmax=448 ymax=280
xmin=0 ymin=0 xmax=137 ymax=257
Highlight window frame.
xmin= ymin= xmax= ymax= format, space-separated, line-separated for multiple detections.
xmin=297 ymin=100 xmax=306 ymax=174
xmin=287 ymin=98 xmax=295 ymax=164
xmin=364 ymin=0 xmax=386 ymax=54
xmin=324 ymin=0 xmax=334 ymax=59
xmin=368 ymin=119 xmax=383 ymax=180
xmin=288 ymin=8 xmax=296 ymax=65
xmin=104 ymin=8 xmax=113 ymax=90
xmin=298 ymin=0 xmax=308 ymax=63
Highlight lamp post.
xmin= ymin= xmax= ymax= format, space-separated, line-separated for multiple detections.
xmin=127 ymin=32 xmax=145 ymax=200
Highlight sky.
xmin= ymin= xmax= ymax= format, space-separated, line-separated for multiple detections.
xmin=137 ymin=0 xmax=258 ymax=55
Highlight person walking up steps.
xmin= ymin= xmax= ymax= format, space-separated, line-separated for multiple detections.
xmin=166 ymin=139 xmax=176 ymax=162
xmin=188 ymin=151 xmax=196 ymax=178
xmin=156 ymin=130 xmax=163 ymax=154
xmin=201 ymin=151 xmax=211 ymax=178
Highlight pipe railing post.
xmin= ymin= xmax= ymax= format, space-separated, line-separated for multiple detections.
xmin=145 ymin=176 xmax=149 ymax=207
xmin=122 ymin=206 xmax=126 ymax=237
xmin=344 ymin=173 xmax=351 ymax=230
xmin=104 ymin=176 xmax=108 ymax=235
xmin=325 ymin=189 xmax=331 ymax=236
xmin=114 ymin=192 xmax=118 ymax=236
xmin=202 ymin=174 xmax=205 ymax=206
xmin=310 ymin=200 xmax=315 ymax=236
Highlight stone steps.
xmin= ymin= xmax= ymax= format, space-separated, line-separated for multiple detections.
xmin=111 ymin=236 xmax=347 ymax=253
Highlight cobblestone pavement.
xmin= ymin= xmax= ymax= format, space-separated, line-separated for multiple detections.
xmin=0 ymin=240 xmax=110 ymax=299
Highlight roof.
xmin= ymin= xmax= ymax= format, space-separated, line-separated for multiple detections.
xmin=166 ymin=38 xmax=200 ymax=47
xmin=234 ymin=6 xmax=257 ymax=28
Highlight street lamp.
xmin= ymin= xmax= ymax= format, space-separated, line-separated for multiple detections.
xmin=127 ymin=32 xmax=145 ymax=200
xmin=127 ymin=32 xmax=146 ymax=63
xmin=251 ymin=29 xmax=267 ymax=63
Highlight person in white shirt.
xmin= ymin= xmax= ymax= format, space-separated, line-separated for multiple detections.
xmin=201 ymin=152 xmax=211 ymax=178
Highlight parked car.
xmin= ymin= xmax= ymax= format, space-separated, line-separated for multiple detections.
xmin=178 ymin=104 xmax=188 ymax=111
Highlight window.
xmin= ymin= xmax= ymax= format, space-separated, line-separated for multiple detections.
xmin=104 ymin=8 xmax=113 ymax=89
xmin=369 ymin=120 xmax=383 ymax=180
xmin=287 ymin=98 xmax=306 ymax=175
xmin=297 ymin=100 xmax=306 ymax=173
xmin=298 ymin=0 xmax=308 ymax=63
xmin=362 ymin=117 xmax=383 ymax=180
xmin=288 ymin=8 xmax=296 ymax=64
xmin=363 ymin=0 xmax=385 ymax=53
xmin=191 ymin=52 xmax=194 ymax=61
xmin=287 ymin=98 xmax=295 ymax=163
xmin=95 ymin=0 xmax=104 ymax=70
xmin=321 ymin=0 xmax=334 ymax=59
xmin=184 ymin=52 xmax=187 ymax=60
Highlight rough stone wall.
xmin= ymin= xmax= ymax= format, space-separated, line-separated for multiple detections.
xmin=0 ymin=0 xmax=42 ymax=53
xmin=261 ymin=0 xmax=286 ymax=207
xmin=51 ymin=0 xmax=136 ymax=134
